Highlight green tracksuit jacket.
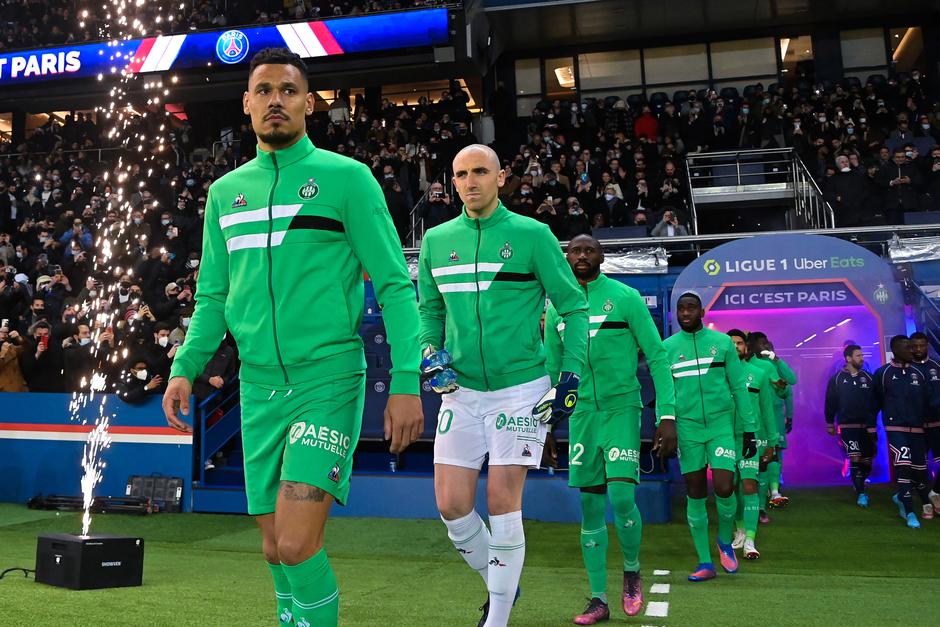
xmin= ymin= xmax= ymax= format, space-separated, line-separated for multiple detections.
xmin=543 ymin=273 xmax=676 ymax=422
xmin=663 ymin=327 xmax=756 ymax=432
xmin=170 ymin=136 xmax=421 ymax=394
xmin=418 ymin=201 xmax=588 ymax=392
xmin=766 ymin=356 xmax=797 ymax=443
xmin=740 ymin=356 xmax=780 ymax=446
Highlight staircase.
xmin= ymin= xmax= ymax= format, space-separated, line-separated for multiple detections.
xmin=685 ymin=147 xmax=834 ymax=234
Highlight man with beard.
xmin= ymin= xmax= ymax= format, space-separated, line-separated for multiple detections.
xmin=663 ymin=293 xmax=756 ymax=581
xmin=162 ymin=48 xmax=423 ymax=627
xmin=544 ymin=234 xmax=675 ymax=623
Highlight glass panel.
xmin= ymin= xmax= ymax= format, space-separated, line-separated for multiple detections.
xmin=643 ymin=44 xmax=708 ymax=84
xmin=710 ymin=38 xmax=777 ymax=79
xmin=779 ymin=35 xmax=814 ymax=83
xmin=0 ymin=112 xmax=11 ymax=143
xmin=840 ymin=28 xmax=886 ymax=69
xmin=544 ymin=57 xmax=577 ymax=100
xmin=516 ymin=95 xmax=542 ymax=118
xmin=514 ymin=58 xmax=541 ymax=96
xmin=577 ymin=50 xmax=642 ymax=90
xmin=889 ymin=27 xmax=925 ymax=73
xmin=580 ymin=88 xmax=642 ymax=103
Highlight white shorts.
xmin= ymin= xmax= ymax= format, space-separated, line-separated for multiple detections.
xmin=433 ymin=376 xmax=551 ymax=469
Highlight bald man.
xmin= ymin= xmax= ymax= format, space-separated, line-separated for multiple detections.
xmin=418 ymin=144 xmax=589 ymax=627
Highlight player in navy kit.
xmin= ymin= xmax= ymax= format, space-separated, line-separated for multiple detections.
xmin=825 ymin=345 xmax=878 ymax=507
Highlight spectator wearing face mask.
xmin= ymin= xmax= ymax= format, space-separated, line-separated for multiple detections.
xmin=877 ymin=147 xmax=925 ymax=224
xmin=562 ymin=196 xmax=592 ymax=240
xmin=510 ymin=181 xmax=538 ymax=219
xmin=0 ymin=323 xmax=28 ymax=392
xmin=116 ymin=359 xmax=165 ymax=404
xmin=62 ymin=323 xmax=96 ymax=392
xmin=824 ymin=155 xmax=866 ymax=227
xmin=20 ymin=320 xmax=64 ymax=392
xmin=153 ymin=281 xmax=194 ymax=326
xmin=144 ymin=322 xmax=176 ymax=381
xmin=597 ymin=184 xmax=629 ymax=227
xmin=420 ymin=182 xmax=457 ymax=230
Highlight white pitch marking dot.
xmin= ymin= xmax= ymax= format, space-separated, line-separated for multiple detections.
xmin=653 ymin=569 xmax=671 ymax=576
xmin=650 ymin=583 xmax=671 ymax=594
xmin=645 ymin=601 xmax=669 ymax=617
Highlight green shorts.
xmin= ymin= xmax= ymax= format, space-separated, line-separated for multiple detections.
xmin=676 ymin=414 xmax=736 ymax=475
xmin=568 ymin=406 xmax=641 ymax=487
xmin=735 ymin=434 xmax=762 ymax=482
xmin=240 ymin=373 xmax=365 ymax=515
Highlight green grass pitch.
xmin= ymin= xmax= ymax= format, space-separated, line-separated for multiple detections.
xmin=0 ymin=485 xmax=937 ymax=626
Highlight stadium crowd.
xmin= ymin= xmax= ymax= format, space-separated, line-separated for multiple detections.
xmin=0 ymin=73 xmax=937 ymax=395
xmin=0 ymin=0 xmax=452 ymax=53
xmin=0 ymin=83 xmax=474 ymax=395
xmin=506 ymin=71 xmax=940 ymax=234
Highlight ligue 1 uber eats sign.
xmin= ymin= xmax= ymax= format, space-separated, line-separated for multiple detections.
xmin=671 ymin=233 xmax=905 ymax=486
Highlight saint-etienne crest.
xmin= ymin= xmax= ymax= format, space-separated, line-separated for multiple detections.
xmin=298 ymin=178 xmax=319 ymax=200
xmin=499 ymin=242 xmax=513 ymax=259
xmin=603 ymin=298 xmax=613 ymax=312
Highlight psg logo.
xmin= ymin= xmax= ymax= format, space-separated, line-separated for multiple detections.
xmin=216 ymin=30 xmax=250 ymax=65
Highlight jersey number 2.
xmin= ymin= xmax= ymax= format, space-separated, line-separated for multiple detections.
xmin=571 ymin=442 xmax=584 ymax=466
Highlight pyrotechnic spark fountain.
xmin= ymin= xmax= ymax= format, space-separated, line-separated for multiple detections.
xmin=71 ymin=0 xmax=181 ymax=535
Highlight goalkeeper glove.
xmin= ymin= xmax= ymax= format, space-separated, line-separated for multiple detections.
xmin=420 ymin=345 xmax=458 ymax=394
xmin=742 ymin=431 xmax=757 ymax=459
xmin=533 ymin=372 xmax=579 ymax=426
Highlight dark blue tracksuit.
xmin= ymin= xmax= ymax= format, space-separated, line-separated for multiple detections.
xmin=825 ymin=370 xmax=878 ymax=463
xmin=913 ymin=359 xmax=940 ymax=463
xmin=874 ymin=361 xmax=930 ymax=514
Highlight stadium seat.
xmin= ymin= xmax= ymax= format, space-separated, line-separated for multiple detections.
xmin=719 ymin=86 xmax=739 ymax=102
xmin=696 ymin=88 xmax=708 ymax=101
xmin=626 ymin=93 xmax=646 ymax=110
xmin=672 ymin=90 xmax=689 ymax=106
xmin=649 ymin=92 xmax=669 ymax=112
xmin=742 ymin=84 xmax=759 ymax=99
xmin=844 ymin=76 xmax=861 ymax=90
xmin=867 ymin=73 xmax=887 ymax=89
xmin=768 ymin=82 xmax=780 ymax=94
xmin=603 ymin=95 xmax=622 ymax=109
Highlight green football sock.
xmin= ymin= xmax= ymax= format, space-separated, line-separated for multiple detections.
xmin=609 ymin=481 xmax=642 ymax=572
xmin=686 ymin=497 xmax=711 ymax=564
xmin=758 ymin=471 xmax=769 ymax=511
xmin=714 ymin=494 xmax=737 ymax=545
xmin=268 ymin=562 xmax=293 ymax=626
xmin=768 ymin=460 xmax=782 ymax=494
xmin=743 ymin=492 xmax=760 ymax=540
xmin=735 ymin=489 xmax=745 ymax=530
xmin=282 ymin=549 xmax=339 ymax=627
xmin=579 ymin=491 xmax=609 ymax=603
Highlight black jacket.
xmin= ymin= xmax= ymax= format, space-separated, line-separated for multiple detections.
xmin=824 ymin=370 xmax=878 ymax=428
xmin=873 ymin=362 xmax=932 ymax=428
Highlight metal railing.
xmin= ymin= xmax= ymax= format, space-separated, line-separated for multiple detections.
xmin=906 ymin=278 xmax=940 ymax=355
xmin=684 ymin=147 xmax=835 ymax=231
xmin=406 ymin=169 xmax=450 ymax=248
xmin=0 ymin=145 xmax=122 ymax=163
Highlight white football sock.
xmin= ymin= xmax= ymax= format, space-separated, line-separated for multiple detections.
xmin=442 ymin=510 xmax=490 ymax=585
xmin=484 ymin=511 xmax=525 ymax=627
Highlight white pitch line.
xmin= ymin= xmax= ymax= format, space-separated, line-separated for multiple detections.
xmin=645 ymin=601 xmax=669 ymax=617
xmin=650 ymin=583 xmax=671 ymax=594
xmin=653 ymin=569 xmax=670 ymax=576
